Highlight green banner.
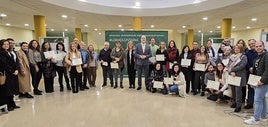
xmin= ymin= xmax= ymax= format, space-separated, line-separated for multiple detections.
xmin=105 ymin=31 xmax=168 ymax=49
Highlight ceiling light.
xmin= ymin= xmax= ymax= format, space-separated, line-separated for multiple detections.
xmin=5 ymin=23 xmax=10 ymax=26
xmin=135 ymin=1 xmax=141 ymax=7
xmin=98 ymin=32 xmax=102 ymax=35
xmin=61 ymin=15 xmax=68 ymax=18
xmin=232 ymin=26 xmax=236 ymax=29
xmin=118 ymin=25 xmax=122 ymax=28
xmin=78 ymin=0 xmax=87 ymax=2
xmin=24 ymin=24 xmax=29 ymax=26
xmin=0 ymin=14 xmax=7 ymax=17
xmin=150 ymin=25 xmax=155 ymax=28
xmin=130 ymin=29 xmax=133 ymax=31
xmin=251 ymin=18 xmax=257 ymax=21
xmin=94 ymin=28 xmax=98 ymax=31
xmin=121 ymin=29 xmax=124 ymax=31
xmin=246 ymin=26 xmax=251 ymax=29
xmin=209 ymin=31 xmax=213 ymax=33
xmin=84 ymin=24 xmax=88 ymax=27
xmin=198 ymin=30 xmax=201 ymax=33
xmin=64 ymin=29 xmax=68 ymax=31
xmin=217 ymin=26 xmax=221 ymax=29
xmin=193 ymin=0 xmax=201 ymax=4
xmin=182 ymin=26 xmax=186 ymax=28
xmin=203 ymin=17 xmax=208 ymax=21
xmin=50 ymin=29 xmax=54 ymax=31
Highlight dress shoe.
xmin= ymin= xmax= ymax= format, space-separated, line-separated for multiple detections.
xmin=120 ymin=85 xmax=124 ymax=89
xmin=114 ymin=85 xmax=118 ymax=89
xmin=193 ymin=91 xmax=198 ymax=95
xmin=34 ymin=91 xmax=42 ymax=95
xmin=14 ymin=106 xmax=20 ymax=109
xmin=60 ymin=87 xmax=63 ymax=92
xmin=132 ymin=86 xmax=135 ymax=89
xmin=84 ymin=86 xmax=89 ymax=89
xmin=129 ymin=86 xmax=132 ymax=89
xmin=200 ymin=92 xmax=205 ymax=96
xmin=8 ymin=107 xmax=14 ymax=111
xmin=19 ymin=93 xmax=25 ymax=98
xmin=37 ymin=89 xmax=43 ymax=93
xmin=137 ymin=87 xmax=142 ymax=90
xmin=102 ymin=84 xmax=107 ymax=87
xmin=25 ymin=93 xmax=34 ymax=98
xmin=231 ymin=103 xmax=236 ymax=108
xmin=234 ymin=107 xmax=241 ymax=112
xmin=152 ymin=89 xmax=156 ymax=93
xmin=244 ymin=105 xmax=253 ymax=109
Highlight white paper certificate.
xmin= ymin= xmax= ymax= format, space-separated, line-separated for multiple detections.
xmin=156 ymin=55 xmax=165 ymax=61
xmin=149 ymin=57 xmax=156 ymax=64
xmin=44 ymin=50 xmax=55 ymax=59
xmin=194 ymin=63 xmax=206 ymax=72
xmin=169 ymin=62 xmax=174 ymax=69
xmin=164 ymin=78 xmax=174 ymax=85
xmin=248 ymin=74 xmax=261 ymax=86
xmin=54 ymin=54 xmax=63 ymax=61
xmin=206 ymin=80 xmax=220 ymax=90
xmin=72 ymin=58 xmax=82 ymax=66
xmin=227 ymin=75 xmax=241 ymax=86
xmin=222 ymin=59 xmax=229 ymax=66
xmin=181 ymin=59 xmax=191 ymax=66
xmin=102 ymin=62 xmax=108 ymax=66
xmin=153 ymin=81 xmax=164 ymax=89
xmin=110 ymin=62 xmax=119 ymax=69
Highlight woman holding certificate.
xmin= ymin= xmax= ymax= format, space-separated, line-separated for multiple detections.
xmin=28 ymin=40 xmax=43 ymax=95
xmin=166 ymin=40 xmax=179 ymax=77
xmin=150 ymin=62 xmax=166 ymax=94
xmin=65 ymin=42 xmax=83 ymax=93
xmin=125 ymin=41 xmax=136 ymax=89
xmin=41 ymin=42 xmax=56 ymax=93
xmin=193 ymin=45 xmax=209 ymax=96
xmin=156 ymin=41 xmax=168 ymax=75
xmin=88 ymin=44 xmax=98 ymax=88
xmin=227 ymin=44 xmax=247 ymax=112
xmin=179 ymin=45 xmax=194 ymax=94
xmin=169 ymin=64 xmax=186 ymax=97
xmin=110 ymin=41 xmax=124 ymax=89
xmin=55 ymin=43 xmax=71 ymax=92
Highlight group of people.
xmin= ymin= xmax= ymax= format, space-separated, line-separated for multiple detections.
xmin=0 ymin=35 xmax=267 ymax=125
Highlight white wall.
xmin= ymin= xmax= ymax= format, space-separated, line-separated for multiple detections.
xmin=0 ymin=25 xmax=34 ymax=42
xmin=231 ymin=27 xmax=268 ymax=43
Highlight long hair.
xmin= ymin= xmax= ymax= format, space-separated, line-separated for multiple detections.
xmin=172 ymin=63 xmax=181 ymax=75
xmin=126 ymin=41 xmax=135 ymax=50
xmin=56 ymin=42 xmax=66 ymax=52
xmin=41 ymin=42 xmax=52 ymax=52
xmin=181 ymin=45 xmax=190 ymax=54
xmin=88 ymin=44 xmax=95 ymax=60
xmin=0 ymin=39 xmax=8 ymax=51
xmin=168 ymin=40 xmax=177 ymax=49
xmin=28 ymin=40 xmax=40 ymax=52
xmin=216 ymin=62 xmax=225 ymax=79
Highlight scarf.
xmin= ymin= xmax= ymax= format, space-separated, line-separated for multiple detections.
xmin=229 ymin=53 xmax=242 ymax=70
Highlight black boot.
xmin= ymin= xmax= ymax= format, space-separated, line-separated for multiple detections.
xmin=114 ymin=82 xmax=118 ymax=89
xmin=120 ymin=82 xmax=123 ymax=89
xmin=234 ymin=107 xmax=241 ymax=112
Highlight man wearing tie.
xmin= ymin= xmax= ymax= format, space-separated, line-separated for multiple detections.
xmin=134 ymin=35 xmax=152 ymax=90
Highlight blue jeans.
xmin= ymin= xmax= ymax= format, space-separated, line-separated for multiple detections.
xmin=254 ymin=84 xmax=268 ymax=121
xmin=170 ymin=85 xmax=178 ymax=94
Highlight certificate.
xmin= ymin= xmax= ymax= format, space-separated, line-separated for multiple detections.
xmin=156 ymin=54 xmax=165 ymax=61
xmin=149 ymin=57 xmax=156 ymax=64
xmin=44 ymin=50 xmax=55 ymax=59
xmin=110 ymin=62 xmax=119 ymax=69
xmin=227 ymin=75 xmax=241 ymax=86
xmin=206 ymin=80 xmax=220 ymax=90
xmin=248 ymin=74 xmax=261 ymax=86
xmin=169 ymin=62 xmax=174 ymax=69
xmin=181 ymin=59 xmax=191 ymax=66
xmin=153 ymin=81 xmax=164 ymax=89
xmin=72 ymin=58 xmax=82 ymax=66
xmin=54 ymin=54 xmax=63 ymax=61
xmin=164 ymin=78 xmax=173 ymax=85
xmin=222 ymin=59 xmax=229 ymax=66
xmin=102 ymin=62 xmax=108 ymax=66
xmin=194 ymin=63 xmax=206 ymax=72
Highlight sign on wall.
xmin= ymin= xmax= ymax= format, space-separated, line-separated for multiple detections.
xmin=105 ymin=31 xmax=168 ymax=49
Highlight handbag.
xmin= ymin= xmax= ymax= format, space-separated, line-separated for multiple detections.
xmin=0 ymin=72 xmax=6 ymax=85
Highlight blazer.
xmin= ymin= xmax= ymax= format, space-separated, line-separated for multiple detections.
xmin=65 ymin=51 xmax=83 ymax=73
xmin=134 ymin=43 xmax=152 ymax=66
xmin=230 ymin=55 xmax=248 ymax=86
xmin=254 ymin=52 xmax=268 ymax=84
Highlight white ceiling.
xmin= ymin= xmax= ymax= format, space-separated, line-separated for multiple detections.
xmin=0 ymin=0 xmax=268 ymax=34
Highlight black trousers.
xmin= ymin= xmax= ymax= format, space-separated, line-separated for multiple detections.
xmin=7 ymin=96 xmax=16 ymax=108
xmin=101 ymin=66 xmax=113 ymax=86
xmin=56 ymin=66 xmax=70 ymax=88
xmin=127 ymin=67 xmax=136 ymax=87
xmin=30 ymin=65 xmax=42 ymax=92
xmin=82 ymin=68 xmax=89 ymax=87
xmin=182 ymin=68 xmax=193 ymax=94
xmin=44 ymin=76 xmax=54 ymax=93
xmin=193 ymin=71 xmax=205 ymax=92
xmin=148 ymin=64 xmax=154 ymax=77
xmin=70 ymin=67 xmax=82 ymax=93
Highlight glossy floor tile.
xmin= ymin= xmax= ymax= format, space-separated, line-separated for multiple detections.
xmin=0 ymin=76 xmax=267 ymax=127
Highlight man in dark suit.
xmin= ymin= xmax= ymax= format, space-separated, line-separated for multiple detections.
xmin=134 ymin=35 xmax=152 ymax=90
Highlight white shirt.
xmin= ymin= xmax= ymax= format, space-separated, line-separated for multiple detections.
xmin=141 ymin=43 xmax=145 ymax=53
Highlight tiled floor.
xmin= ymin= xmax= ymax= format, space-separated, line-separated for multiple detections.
xmin=0 ymin=75 xmax=267 ymax=127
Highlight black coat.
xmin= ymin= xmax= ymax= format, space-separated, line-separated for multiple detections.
xmin=178 ymin=53 xmax=194 ymax=80
xmin=0 ymin=51 xmax=20 ymax=96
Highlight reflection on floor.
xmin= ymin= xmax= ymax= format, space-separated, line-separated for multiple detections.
xmin=0 ymin=77 xmax=266 ymax=127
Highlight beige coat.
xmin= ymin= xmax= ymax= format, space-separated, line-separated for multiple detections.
xmin=65 ymin=51 xmax=83 ymax=73
xmin=17 ymin=49 xmax=31 ymax=92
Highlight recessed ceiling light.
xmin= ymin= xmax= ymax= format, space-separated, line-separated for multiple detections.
xmin=50 ymin=29 xmax=54 ymax=31
xmin=217 ymin=26 xmax=221 ymax=29
xmin=94 ymin=28 xmax=98 ymax=31
xmin=61 ymin=15 xmax=68 ymax=18
xmin=24 ymin=24 xmax=29 ymax=26
xmin=193 ymin=0 xmax=201 ymax=4
xmin=78 ymin=0 xmax=87 ymax=2
xmin=232 ymin=26 xmax=236 ymax=29
xmin=118 ymin=25 xmax=122 ymax=28
xmin=203 ymin=17 xmax=208 ymax=21
xmin=130 ymin=29 xmax=133 ymax=31
xmin=5 ymin=23 xmax=10 ymax=26
xmin=182 ymin=25 xmax=186 ymax=28
xmin=98 ymin=32 xmax=101 ymax=35
xmin=150 ymin=25 xmax=155 ymax=28
xmin=0 ymin=14 xmax=7 ymax=17
xmin=210 ymin=31 xmax=213 ymax=33
xmin=246 ymin=26 xmax=251 ymax=29
xmin=198 ymin=30 xmax=201 ymax=33
xmin=251 ymin=18 xmax=257 ymax=21
xmin=84 ymin=24 xmax=88 ymax=27
xmin=135 ymin=1 xmax=141 ymax=7
xmin=121 ymin=29 xmax=124 ymax=31
xmin=64 ymin=29 xmax=68 ymax=31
